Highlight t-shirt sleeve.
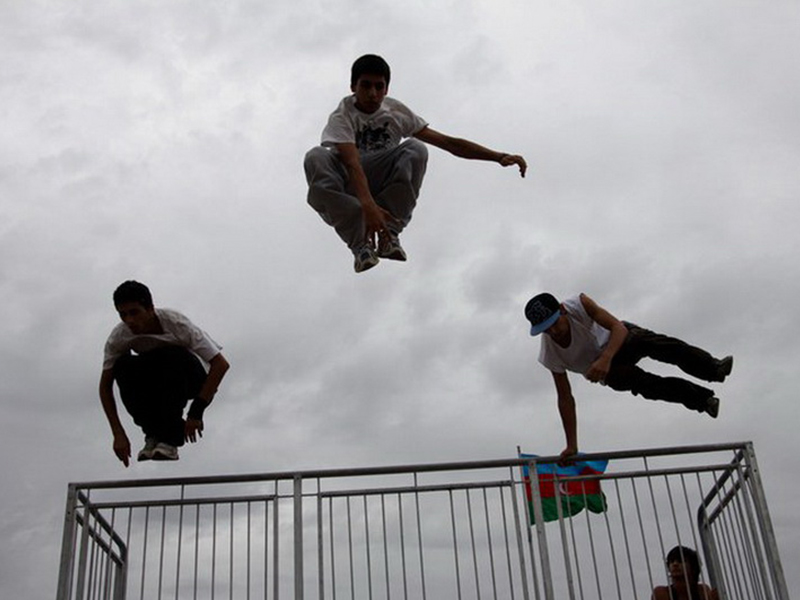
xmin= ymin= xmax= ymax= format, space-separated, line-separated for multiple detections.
xmin=162 ymin=310 xmax=223 ymax=364
xmin=321 ymin=101 xmax=355 ymax=146
xmin=391 ymin=99 xmax=428 ymax=137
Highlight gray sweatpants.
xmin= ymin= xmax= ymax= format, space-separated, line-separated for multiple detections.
xmin=304 ymin=139 xmax=428 ymax=250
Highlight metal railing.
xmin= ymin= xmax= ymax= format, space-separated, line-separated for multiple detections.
xmin=56 ymin=442 xmax=788 ymax=600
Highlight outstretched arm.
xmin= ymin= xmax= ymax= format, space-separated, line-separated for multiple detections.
xmin=334 ymin=142 xmax=397 ymax=246
xmin=552 ymin=371 xmax=578 ymax=462
xmin=185 ymin=353 xmax=230 ymax=443
xmin=414 ymin=127 xmax=527 ymax=177
xmin=99 ymin=369 xmax=130 ymax=467
xmin=580 ymin=293 xmax=629 ymax=383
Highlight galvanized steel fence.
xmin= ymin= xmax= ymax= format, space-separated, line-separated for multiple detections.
xmin=56 ymin=442 xmax=788 ymax=600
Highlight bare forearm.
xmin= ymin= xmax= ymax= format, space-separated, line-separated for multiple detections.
xmin=197 ymin=354 xmax=230 ymax=403
xmin=99 ymin=375 xmax=125 ymax=435
xmin=558 ymin=393 xmax=578 ymax=451
xmin=441 ymin=136 xmax=504 ymax=162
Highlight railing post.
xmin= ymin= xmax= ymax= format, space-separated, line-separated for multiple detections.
xmin=294 ymin=475 xmax=304 ymax=600
xmin=527 ymin=458 xmax=555 ymax=600
xmin=743 ymin=442 xmax=790 ymax=600
xmin=55 ymin=484 xmax=79 ymax=600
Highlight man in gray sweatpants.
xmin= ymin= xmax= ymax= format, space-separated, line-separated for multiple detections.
xmin=304 ymin=54 xmax=527 ymax=273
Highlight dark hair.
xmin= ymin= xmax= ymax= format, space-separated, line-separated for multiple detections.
xmin=113 ymin=280 xmax=153 ymax=309
xmin=351 ymin=54 xmax=391 ymax=87
xmin=666 ymin=546 xmax=701 ymax=582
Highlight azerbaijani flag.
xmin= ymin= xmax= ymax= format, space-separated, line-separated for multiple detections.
xmin=520 ymin=453 xmax=609 ymax=524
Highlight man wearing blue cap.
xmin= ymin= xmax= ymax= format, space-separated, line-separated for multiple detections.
xmin=524 ymin=292 xmax=733 ymax=461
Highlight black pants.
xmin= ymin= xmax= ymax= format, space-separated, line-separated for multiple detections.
xmin=113 ymin=346 xmax=206 ymax=446
xmin=604 ymin=323 xmax=719 ymax=412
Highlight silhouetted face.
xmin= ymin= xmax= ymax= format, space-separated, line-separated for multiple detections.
xmin=351 ymin=73 xmax=387 ymax=114
xmin=668 ymin=554 xmax=697 ymax=583
xmin=544 ymin=310 xmax=571 ymax=346
xmin=116 ymin=301 xmax=159 ymax=335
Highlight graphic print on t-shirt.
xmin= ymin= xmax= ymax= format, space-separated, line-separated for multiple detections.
xmin=356 ymin=122 xmax=391 ymax=153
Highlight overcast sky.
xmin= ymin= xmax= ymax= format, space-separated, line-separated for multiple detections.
xmin=1 ymin=1 xmax=799 ymax=597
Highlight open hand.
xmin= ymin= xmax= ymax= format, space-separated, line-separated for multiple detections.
xmin=185 ymin=418 xmax=204 ymax=443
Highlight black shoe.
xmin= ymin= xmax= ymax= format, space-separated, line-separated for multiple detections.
xmin=715 ymin=356 xmax=734 ymax=382
xmin=377 ymin=232 xmax=407 ymax=261
xmin=705 ymin=396 xmax=720 ymax=419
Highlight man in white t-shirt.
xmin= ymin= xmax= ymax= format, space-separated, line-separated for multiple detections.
xmin=99 ymin=281 xmax=230 ymax=466
xmin=524 ymin=292 xmax=733 ymax=462
xmin=304 ymin=54 xmax=528 ymax=273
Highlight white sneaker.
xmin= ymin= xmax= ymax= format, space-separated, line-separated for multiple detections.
xmin=137 ymin=437 xmax=158 ymax=462
xmin=353 ymin=245 xmax=379 ymax=273
xmin=377 ymin=232 xmax=407 ymax=261
xmin=151 ymin=442 xmax=179 ymax=461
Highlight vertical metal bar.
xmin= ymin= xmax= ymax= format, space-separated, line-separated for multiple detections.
xmin=380 ymin=495 xmax=390 ymax=600
xmin=448 ymin=490 xmax=463 ymax=600
xmin=211 ymin=503 xmax=217 ymax=600
xmin=175 ymin=486 xmax=185 ymax=600
xmin=631 ymin=477 xmax=655 ymax=593
xmin=265 ymin=499 xmax=270 ymax=600
xmin=248 ymin=501 xmax=253 ymax=600
xmin=329 ymin=497 xmax=337 ymax=600
xmin=413 ymin=474 xmax=427 ymax=600
xmin=598 ymin=487 xmax=622 ymax=600
xmin=274 ymin=481 xmax=280 ymax=600
xmin=346 ymin=497 xmax=355 ymax=600
xmin=733 ymin=461 xmax=771 ymax=600
xmin=552 ymin=474 xmax=577 ymax=600
xmin=743 ymin=442 xmax=789 ymax=600
xmin=193 ymin=504 xmax=200 ymax=600
xmin=294 ymin=475 xmax=304 ymax=600
xmin=230 ymin=503 xmax=235 ymax=600
xmin=498 ymin=486 xmax=516 ymax=600
xmin=509 ymin=469 xmax=534 ymax=600
xmin=481 ymin=488 xmax=498 ymax=600
xmin=317 ymin=484 xmax=325 ymax=600
xmin=527 ymin=458 xmax=554 ymax=600
xmin=157 ymin=506 xmax=166 ymax=600
xmin=613 ymin=478 xmax=638 ymax=600
xmin=398 ymin=493 xmax=408 ymax=600
xmin=466 ymin=491 xmax=481 ymax=600
xmin=363 ymin=496 xmax=373 ymax=600
xmin=579 ymin=480 xmax=602 ymax=600
xmin=140 ymin=506 xmax=151 ymax=600
xmin=75 ymin=495 xmax=93 ymax=600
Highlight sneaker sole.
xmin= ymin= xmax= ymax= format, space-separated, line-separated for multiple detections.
xmin=151 ymin=453 xmax=179 ymax=461
xmin=378 ymin=249 xmax=407 ymax=261
xmin=355 ymin=258 xmax=380 ymax=273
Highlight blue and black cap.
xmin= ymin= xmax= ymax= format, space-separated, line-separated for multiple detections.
xmin=524 ymin=293 xmax=561 ymax=336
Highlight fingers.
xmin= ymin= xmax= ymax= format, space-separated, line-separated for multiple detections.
xmin=115 ymin=445 xmax=130 ymax=468
xmin=185 ymin=420 xmax=204 ymax=444
xmin=500 ymin=154 xmax=528 ymax=178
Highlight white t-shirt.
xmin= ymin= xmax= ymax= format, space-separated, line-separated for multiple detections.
xmin=103 ymin=308 xmax=222 ymax=371
xmin=538 ymin=295 xmax=611 ymax=377
xmin=321 ymin=96 xmax=428 ymax=155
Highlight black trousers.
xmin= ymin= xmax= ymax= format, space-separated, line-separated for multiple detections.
xmin=113 ymin=346 xmax=206 ymax=446
xmin=604 ymin=323 xmax=719 ymax=412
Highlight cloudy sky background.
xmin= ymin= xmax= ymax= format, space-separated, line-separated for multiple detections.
xmin=1 ymin=0 xmax=798 ymax=596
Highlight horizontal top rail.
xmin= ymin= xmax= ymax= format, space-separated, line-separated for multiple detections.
xmin=70 ymin=441 xmax=752 ymax=491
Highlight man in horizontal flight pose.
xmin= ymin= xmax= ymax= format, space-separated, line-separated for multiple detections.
xmin=99 ymin=280 xmax=230 ymax=465
xmin=525 ymin=292 xmax=733 ymax=462
xmin=304 ymin=53 xmax=527 ymax=273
